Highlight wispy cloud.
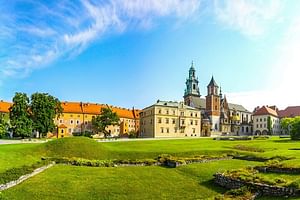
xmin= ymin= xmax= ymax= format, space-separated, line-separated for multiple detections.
xmin=0 ymin=0 xmax=201 ymax=80
xmin=213 ymin=0 xmax=283 ymax=37
xmin=226 ymin=13 xmax=300 ymax=111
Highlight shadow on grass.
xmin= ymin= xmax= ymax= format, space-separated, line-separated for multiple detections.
xmin=272 ymin=139 xmax=298 ymax=143
xmin=199 ymin=179 xmax=227 ymax=194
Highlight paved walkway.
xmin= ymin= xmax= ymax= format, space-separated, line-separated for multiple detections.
xmin=97 ymin=137 xmax=210 ymax=143
xmin=0 ymin=139 xmax=47 ymax=145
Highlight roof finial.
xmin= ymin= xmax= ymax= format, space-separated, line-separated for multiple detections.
xmin=191 ymin=60 xmax=194 ymax=69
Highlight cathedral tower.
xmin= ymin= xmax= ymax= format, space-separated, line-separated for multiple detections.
xmin=206 ymin=76 xmax=220 ymax=131
xmin=183 ymin=62 xmax=201 ymax=107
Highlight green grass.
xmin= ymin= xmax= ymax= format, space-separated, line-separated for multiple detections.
xmin=0 ymin=143 xmax=45 ymax=173
xmin=2 ymin=160 xmax=261 ymax=200
xmin=1 ymin=137 xmax=300 ymax=199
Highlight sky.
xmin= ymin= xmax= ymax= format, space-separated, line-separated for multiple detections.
xmin=1 ymin=0 xmax=300 ymax=111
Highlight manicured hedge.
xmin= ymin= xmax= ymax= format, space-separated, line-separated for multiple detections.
xmin=0 ymin=161 xmax=49 ymax=185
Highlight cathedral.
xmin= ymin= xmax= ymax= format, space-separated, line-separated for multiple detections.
xmin=183 ymin=62 xmax=252 ymax=136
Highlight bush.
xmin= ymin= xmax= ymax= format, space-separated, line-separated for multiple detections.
xmin=288 ymin=179 xmax=300 ymax=189
xmin=0 ymin=161 xmax=48 ymax=184
xmin=233 ymin=145 xmax=265 ymax=152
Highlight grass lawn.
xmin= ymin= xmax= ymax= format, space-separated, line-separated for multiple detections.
xmin=2 ymin=159 xmax=261 ymax=200
xmin=0 ymin=143 xmax=45 ymax=173
xmin=1 ymin=137 xmax=300 ymax=199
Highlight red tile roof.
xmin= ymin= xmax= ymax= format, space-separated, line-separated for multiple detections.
xmin=61 ymin=102 xmax=140 ymax=119
xmin=58 ymin=124 xmax=68 ymax=128
xmin=253 ymin=106 xmax=278 ymax=117
xmin=0 ymin=100 xmax=140 ymax=119
xmin=0 ymin=101 xmax=12 ymax=113
xmin=278 ymin=106 xmax=300 ymax=118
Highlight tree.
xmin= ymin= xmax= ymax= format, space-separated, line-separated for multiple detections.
xmin=92 ymin=107 xmax=119 ymax=138
xmin=0 ymin=113 xmax=9 ymax=138
xmin=290 ymin=117 xmax=300 ymax=140
xmin=9 ymin=93 xmax=32 ymax=138
xmin=267 ymin=116 xmax=273 ymax=135
xmin=280 ymin=117 xmax=294 ymax=134
xmin=30 ymin=93 xmax=62 ymax=138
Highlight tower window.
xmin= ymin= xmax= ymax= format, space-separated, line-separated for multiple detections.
xmin=193 ymin=84 xmax=196 ymax=90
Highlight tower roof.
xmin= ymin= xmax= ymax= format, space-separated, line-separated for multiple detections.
xmin=189 ymin=61 xmax=195 ymax=71
xmin=208 ymin=76 xmax=218 ymax=87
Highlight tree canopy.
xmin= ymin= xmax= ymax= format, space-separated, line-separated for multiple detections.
xmin=92 ymin=107 xmax=119 ymax=138
xmin=281 ymin=117 xmax=300 ymax=140
xmin=30 ymin=93 xmax=62 ymax=137
xmin=0 ymin=113 xmax=9 ymax=138
xmin=9 ymin=92 xmax=32 ymax=138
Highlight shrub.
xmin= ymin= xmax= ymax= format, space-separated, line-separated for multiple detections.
xmin=233 ymin=145 xmax=265 ymax=152
xmin=287 ymin=179 xmax=300 ymax=189
xmin=0 ymin=161 xmax=48 ymax=184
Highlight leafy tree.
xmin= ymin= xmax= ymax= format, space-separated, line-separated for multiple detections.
xmin=267 ymin=116 xmax=273 ymax=135
xmin=92 ymin=107 xmax=119 ymax=138
xmin=280 ymin=117 xmax=294 ymax=134
xmin=290 ymin=117 xmax=300 ymax=140
xmin=0 ymin=113 xmax=9 ymax=138
xmin=9 ymin=93 xmax=32 ymax=138
xmin=30 ymin=93 xmax=62 ymax=138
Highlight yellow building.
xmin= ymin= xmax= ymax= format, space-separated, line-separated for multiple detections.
xmin=54 ymin=102 xmax=140 ymax=138
xmin=140 ymin=100 xmax=201 ymax=138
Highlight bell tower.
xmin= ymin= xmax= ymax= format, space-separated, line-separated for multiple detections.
xmin=206 ymin=76 xmax=220 ymax=131
xmin=183 ymin=61 xmax=200 ymax=107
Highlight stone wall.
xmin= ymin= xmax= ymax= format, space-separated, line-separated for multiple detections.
xmin=255 ymin=166 xmax=300 ymax=174
xmin=214 ymin=173 xmax=300 ymax=197
xmin=0 ymin=163 xmax=54 ymax=191
xmin=165 ymin=157 xmax=231 ymax=168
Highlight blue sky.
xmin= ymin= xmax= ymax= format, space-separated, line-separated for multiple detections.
xmin=1 ymin=0 xmax=300 ymax=110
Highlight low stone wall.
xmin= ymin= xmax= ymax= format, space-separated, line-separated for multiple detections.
xmin=214 ymin=173 xmax=299 ymax=197
xmin=255 ymin=166 xmax=300 ymax=174
xmin=165 ymin=157 xmax=232 ymax=168
xmin=0 ymin=163 xmax=54 ymax=191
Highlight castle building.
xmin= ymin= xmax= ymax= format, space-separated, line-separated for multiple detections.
xmin=0 ymin=100 xmax=140 ymax=138
xmin=253 ymin=106 xmax=280 ymax=135
xmin=139 ymin=100 xmax=201 ymax=138
xmin=54 ymin=102 xmax=140 ymax=138
xmin=183 ymin=62 xmax=252 ymax=136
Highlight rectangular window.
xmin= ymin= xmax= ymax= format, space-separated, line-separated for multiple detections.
xmin=166 ymin=128 xmax=169 ymax=133
xmin=174 ymin=128 xmax=177 ymax=133
xmin=160 ymin=127 xmax=164 ymax=133
xmin=264 ymin=118 xmax=266 ymax=122
xmin=158 ymin=109 xmax=161 ymax=114
xmin=172 ymin=119 xmax=176 ymax=124
xmin=166 ymin=118 xmax=169 ymax=124
xmin=195 ymin=120 xmax=198 ymax=125
xmin=173 ymin=110 xmax=175 ymax=115
xmin=190 ymin=112 xmax=193 ymax=117
xmin=256 ymin=124 xmax=258 ymax=128
xmin=158 ymin=118 xmax=162 ymax=123
xmin=192 ymin=128 xmax=195 ymax=133
xmin=166 ymin=109 xmax=169 ymax=115
xmin=180 ymin=112 xmax=184 ymax=116
xmin=190 ymin=120 xmax=193 ymax=125
xmin=260 ymin=124 xmax=262 ymax=128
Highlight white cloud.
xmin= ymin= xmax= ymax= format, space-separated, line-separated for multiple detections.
xmin=213 ymin=0 xmax=283 ymax=37
xmin=0 ymin=0 xmax=201 ymax=80
xmin=226 ymin=14 xmax=300 ymax=111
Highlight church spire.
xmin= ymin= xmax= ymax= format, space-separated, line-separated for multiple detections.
xmin=184 ymin=61 xmax=200 ymax=98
